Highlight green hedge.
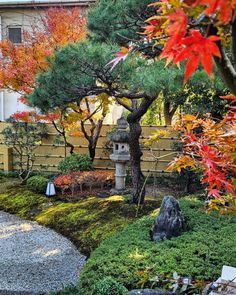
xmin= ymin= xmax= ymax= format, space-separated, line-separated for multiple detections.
xmin=92 ymin=277 xmax=129 ymax=295
xmin=26 ymin=175 xmax=48 ymax=194
xmin=80 ymin=198 xmax=236 ymax=294
xmin=58 ymin=154 xmax=93 ymax=173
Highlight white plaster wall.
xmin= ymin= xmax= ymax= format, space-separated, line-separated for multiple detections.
xmin=0 ymin=8 xmax=44 ymax=120
xmin=103 ymin=104 xmax=124 ymax=124
xmin=0 ymin=90 xmax=33 ymax=120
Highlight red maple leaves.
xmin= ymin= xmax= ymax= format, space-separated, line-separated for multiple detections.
xmin=144 ymin=0 xmax=236 ymax=82
xmin=174 ymin=31 xmax=221 ymax=82
xmin=12 ymin=111 xmax=60 ymax=123
xmin=196 ymin=0 xmax=234 ymax=24
xmin=169 ymin=96 xmax=236 ymax=204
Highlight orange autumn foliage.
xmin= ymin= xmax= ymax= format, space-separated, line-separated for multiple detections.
xmin=0 ymin=7 xmax=86 ymax=94
xmin=54 ymin=170 xmax=115 ymax=195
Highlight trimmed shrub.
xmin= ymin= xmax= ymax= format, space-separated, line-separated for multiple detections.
xmin=26 ymin=175 xmax=48 ymax=194
xmin=92 ymin=277 xmax=129 ymax=295
xmin=51 ymin=284 xmax=81 ymax=295
xmin=80 ymin=198 xmax=236 ymax=294
xmin=58 ymin=154 xmax=93 ymax=173
xmin=54 ymin=170 xmax=114 ymax=194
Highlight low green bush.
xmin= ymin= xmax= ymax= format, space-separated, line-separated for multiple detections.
xmin=26 ymin=175 xmax=48 ymax=194
xmin=92 ymin=277 xmax=129 ymax=295
xmin=80 ymin=198 xmax=236 ymax=294
xmin=58 ymin=154 xmax=93 ymax=173
xmin=0 ymin=171 xmax=18 ymax=179
xmin=51 ymin=285 xmax=81 ymax=295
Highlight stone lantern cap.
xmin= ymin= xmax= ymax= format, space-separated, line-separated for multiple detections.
xmin=108 ymin=117 xmax=130 ymax=143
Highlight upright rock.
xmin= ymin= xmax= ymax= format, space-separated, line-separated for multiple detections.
xmin=152 ymin=196 xmax=185 ymax=241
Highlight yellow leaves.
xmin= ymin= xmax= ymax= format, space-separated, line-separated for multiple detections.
xmin=167 ymin=155 xmax=196 ymax=173
xmin=174 ymin=114 xmax=197 ymax=134
xmin=183 ymin=114 xmax=196 ymax=121
xmin=207 ymin=195 xmax=236 ymax=215
xmin=217 ymin=26 xmax=231 ymax=48
xmin=97 ymin=93 xmax=111 ymax=114
xmin=65 ymin=112 xmax=84 ymax=124
xmin=143 ymin=129 xmax=170 ymax=146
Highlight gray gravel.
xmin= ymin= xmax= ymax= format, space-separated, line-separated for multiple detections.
xmin=0 ymin=211 xmax=86 ymax=294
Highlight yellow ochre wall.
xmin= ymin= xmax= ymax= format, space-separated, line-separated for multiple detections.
xmin=0 ymin=122 xmax=178 ymax=174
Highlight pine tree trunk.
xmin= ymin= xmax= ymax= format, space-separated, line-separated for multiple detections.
xmin=164 ymin=101 xmax=173 ymax=125
xmin=164 ymin=101 xmax=177 ymax=125
xmin=128 ymin=118 xmax=145 ymax=204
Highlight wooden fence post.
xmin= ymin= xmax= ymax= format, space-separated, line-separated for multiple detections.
xmin=3 ymin=147 xmax=13 ymax=172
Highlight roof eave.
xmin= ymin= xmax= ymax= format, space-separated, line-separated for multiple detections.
xmin=0 ymin=1 xmax=95 ymax=8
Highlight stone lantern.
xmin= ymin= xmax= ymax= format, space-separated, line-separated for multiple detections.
xmin=109 ymin=117 xmax=130 ymax=194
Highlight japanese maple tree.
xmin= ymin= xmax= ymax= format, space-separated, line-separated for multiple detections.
xmin=144 ymin=0 xmax=236 ymax=92
xmin=139 ymin=0 xmax=236 ymax=208
xmin=0 ymin=7 xmax=88 ymax=159
xmin=168 ymin=96 xmax=236 ymax=212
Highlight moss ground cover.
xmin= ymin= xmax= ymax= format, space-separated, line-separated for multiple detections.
xmin=0 ymin=178 xmax=161 ymax=255
xmin=80 ymin=198 xmax=236 ymax=294
xmin=1 ymin=177 xmax=235 ymax=295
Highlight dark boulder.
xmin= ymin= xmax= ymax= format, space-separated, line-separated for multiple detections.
xmin=152 ymin=196 xmax=186 ymax=241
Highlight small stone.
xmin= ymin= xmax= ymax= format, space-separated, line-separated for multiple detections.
xmin=129 ymin=289 xmax=175 ymax=295
xmin=29 ymin=208 xmax=41 ymax=217
xmin=96 ymin=192 xmax=111 ymax=198
xmin=152 ymin=196 xmax=186 ymax=241
xmin=110 ymin=188 xmax=130 ymax=196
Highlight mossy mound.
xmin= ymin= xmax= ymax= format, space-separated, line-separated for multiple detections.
xmin=0 ymin=178 xmax=161 ymax=256
xmin=80 ymin=198 xmax=236 ymax=294
xmin=0 ymin=180 xmax=50 ymax=219
xmin=36 ymin=195 xmax=161 ymax=255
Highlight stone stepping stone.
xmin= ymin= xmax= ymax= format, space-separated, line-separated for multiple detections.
xmin=0 ymin=211 xmax=86 ymax=294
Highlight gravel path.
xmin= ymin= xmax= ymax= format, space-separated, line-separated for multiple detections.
xmin=0 ymin=211 xmax=86 ymax=294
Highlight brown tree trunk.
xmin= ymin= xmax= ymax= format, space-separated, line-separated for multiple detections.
xmin=116 ymin=96 xmax=156 ymax=204
xmin=81 ymin=119 xmax=104 ymax=162
xmin=88 ymin=141 xmax=96 ymax=161
xmin=164 ymin=101 xmax=177 ymax=126
xmin=128 ymin=118 xmax=145 ymax=204
xmin=209 ymin=24 xmax=236 ymax=95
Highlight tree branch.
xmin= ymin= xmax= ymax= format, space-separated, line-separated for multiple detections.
xmin=115 ymin=97 xmax=133 ymax=112
xmin=232 ymin=19 xmax=236 ymax=67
